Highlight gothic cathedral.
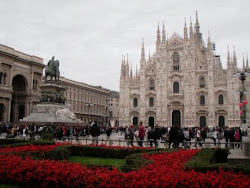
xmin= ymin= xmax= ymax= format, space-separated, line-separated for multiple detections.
xmin=119 ymin=12 xmax=246 ymax=128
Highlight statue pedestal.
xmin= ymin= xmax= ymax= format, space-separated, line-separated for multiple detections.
xmin=20 ymin=82 xmax=82 ymax=125
xmin=40 ymin=82 xmax=66 ymax=104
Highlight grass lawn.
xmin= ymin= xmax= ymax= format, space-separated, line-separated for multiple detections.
xmin=0 ymin=185 xmax=20 ymax=188
xmin=68 ymin=156 xmax=126 ymax=170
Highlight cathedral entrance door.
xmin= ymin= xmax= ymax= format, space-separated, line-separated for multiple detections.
xmin=218 ymin=116 xmax=225 ymax=128
xmin=149 ymin=117 xmax=154 ymax=127
xmin=200 ymin=116 xmax=206 ymax=128
xmin=172 ymin=110 xmax=181 ymax=127
xmin=133 ymin=117 xmax=138 ymax=126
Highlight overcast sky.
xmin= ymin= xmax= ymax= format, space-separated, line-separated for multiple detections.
xmin=0 ymin=0 xmax=249 ymax=91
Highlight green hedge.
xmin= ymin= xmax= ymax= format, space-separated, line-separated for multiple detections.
xmin=0 ymin=139 xmax=54 ymax=148
xmin=69 ymin=145 xmax=164 ymax=159
xmin=185 ymin=148 xmax=250 ymax=174
xmin=29 ymin=146 xmax=71 ymax=160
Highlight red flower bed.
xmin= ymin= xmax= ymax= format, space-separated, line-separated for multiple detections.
xmin=0 ymin=143 xmax=68 ymax=154
xmin=0 ymin=148 xmax=249 ymax=188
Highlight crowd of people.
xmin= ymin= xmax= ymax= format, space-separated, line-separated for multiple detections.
xmin=118 ymin=123 xmax=245 ymax=148
xmin=0 ymin=121 xmax=247 ymax=149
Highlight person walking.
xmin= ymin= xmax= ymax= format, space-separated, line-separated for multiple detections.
xmin=224 ymin=126 xmax=230 ymax=148
xmin=168 ymin=126 xmax=177 ymax=148
xmin=90 ymin=121 xmax=100 ymax=145
xmin=105 ymin=124 xmax=112 ymax=145
xmin=138 ymin=122 xmax=145 ymax=147
xmin=128 ymin=125 xmax=135 ymax=146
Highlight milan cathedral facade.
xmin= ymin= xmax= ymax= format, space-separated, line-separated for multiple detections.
xmin=119 ymin=12 xmax=247 ymax=128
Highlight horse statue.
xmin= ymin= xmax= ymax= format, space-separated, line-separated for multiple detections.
xmin=45 ymin=56 xmax=60 ymax=84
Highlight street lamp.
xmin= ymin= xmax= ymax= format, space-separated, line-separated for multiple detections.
xmin=86 ymin=103 xmax=94 ymax=125
xmin=234 ymin=70 xmax=250 ymax=125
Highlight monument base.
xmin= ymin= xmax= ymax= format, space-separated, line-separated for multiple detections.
xmin=20 ymin=103 xmax=82 ymax=124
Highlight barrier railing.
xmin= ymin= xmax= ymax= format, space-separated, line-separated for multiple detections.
xmin=1 ymin=134 xmax=245 ymax=150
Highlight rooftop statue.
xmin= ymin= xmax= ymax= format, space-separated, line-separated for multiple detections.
xmin=45 ymin=56 xmax=60 ymax=83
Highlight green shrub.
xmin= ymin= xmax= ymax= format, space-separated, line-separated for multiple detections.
xmin=0 ymin=139 xmax=54 ymax=148
xmin=212 ymin=148 xmax=229 ymax=163
xmin=121 ymin=150 xmax=171 ymax=172
xmin=185 ymin=148 xmax=250 ymax=174
xmin=29 ymin=146 xmax=71 ymax=160
xmin=69 ymin=145 xmax=163 ymax=159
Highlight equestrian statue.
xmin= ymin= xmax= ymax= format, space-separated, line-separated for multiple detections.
xmin=45 ymin=56 xmax=60 ymax=83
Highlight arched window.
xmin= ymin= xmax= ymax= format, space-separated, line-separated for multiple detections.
xmin=133 ymin=98 xmax=138 ymax=107
xmin=149 ymin=97 xmax=154 ymax=107
xmin=200 ymin=95 xmax=205 ymax=106
xmin=0 ymin=72 xmax=2 ymax=85
xmin=149 ymin=79 xmax=155 ymax=90
xmin=218 ymin=95 xmax=224 ymax=105
xmin=173 ymin=53 xmax=180 ymax=70
xmin=199 ymin=76 xmax=206 ymax=88
xmin=173 ymin=82 xmax=179 ymax=93
xmin=3 ymin=73 xmax=6 ymax=85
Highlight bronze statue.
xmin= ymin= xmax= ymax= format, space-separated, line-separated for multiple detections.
xmin=45 ymin=56 xmax=60 ymax=83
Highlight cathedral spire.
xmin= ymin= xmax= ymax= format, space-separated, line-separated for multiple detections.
xmin=233 ymin=45 xmax=237 ymax=72
xmin=120 ymin=55 xmax=124 ymax=79
xmin=130 ymin=62 xmax=133 ymax=77
xmin=126 ymin=54 xmax=129 ymax=77
xmin=246 ymin=54 xmax=249 ymax=72
xmin=162 ymin=20 xmax=166 ymax=45
xmin=189 ymin=17 xmax=193 ymax=40
xmin=207 ymin=31 xmax=212 ymax=51
xmin=136 ymin=65 xmax=137 ymax=77
xmin=148 ymin=50 xmax=151 ymax=60
xmin=195 ymin=11 xmax=200 ymax=33
xmin=141 ymin=38 xmax=145 ymax=60
xmin=243 ymin=53 xmax=245 ymax=72
xmin=184 ymin=17 xmax=188 ymax=41
xmin=156 ymin=21 xmax=161 ymax=47
xmin=227 ymin=46 xmax=231 ymax=69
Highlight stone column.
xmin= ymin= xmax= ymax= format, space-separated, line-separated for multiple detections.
xmin=9 ymin=65 xmax=13 ymax=86
xmin=7 ymin=98 xmax=11 ymax=122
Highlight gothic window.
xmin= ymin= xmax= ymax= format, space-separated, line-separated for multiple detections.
xmin=173 ymin=82 xmax=179 ymax=93
xmin=133 ymin=98 xmax=138 ymax=107
xmin=0 ymin=72 xmax=2 ymax=84
xmin=173 ymin=53 xmax=180 ymax=70
xmin=149 ymin=97 xmax=154 ymax=107
xmin=200 ymin=95 xmax=205 ymax=106
xmin=218 ymin=95 xmax=224 ymax=105
xmin=199 ymin=76 xmax=206 ymax=88
xmin=33 ymin=80 xmax=35 ymax=91
xmin=149 ymin=79 xmax=155 ymax=90
xmin=3 ymin=73 xmax=6 ymax=85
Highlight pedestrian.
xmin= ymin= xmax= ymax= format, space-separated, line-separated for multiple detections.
xmin=128 ymin=125 xmax=135 ymax=146
xmin=212 ymin=128 xmax=217 ymax=146
xmin=229 ymin=127 xmax=235 ymax=148
xmin=105 ymin=124 xmax=112 ymax=145
xmin=224 ymin=126 xmax=230 ymax=148
xmin=90 ymin=121 xmax=100 ymax=145
xmin=168 ymin=126 xmax=177 ymax=148
xmin=138 ymin=122 xmax=145 ymax=147
xmin=234 ymin=128 xmax=241 ymax=148
xmin=183 ymin=128 xmax=190 ymax=148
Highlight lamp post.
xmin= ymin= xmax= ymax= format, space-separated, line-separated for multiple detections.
xmin=234 ymin=71 xmax=249 ymax=125
xmin=86 ymin=103 xmax=94 ymax=125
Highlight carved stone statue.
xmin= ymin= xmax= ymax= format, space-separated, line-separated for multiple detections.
xmin=45 ymin=56 xmax=60 ymax=83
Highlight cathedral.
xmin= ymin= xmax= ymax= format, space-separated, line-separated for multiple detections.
xmin=119 ymin=12 xmax=247 ymax=128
